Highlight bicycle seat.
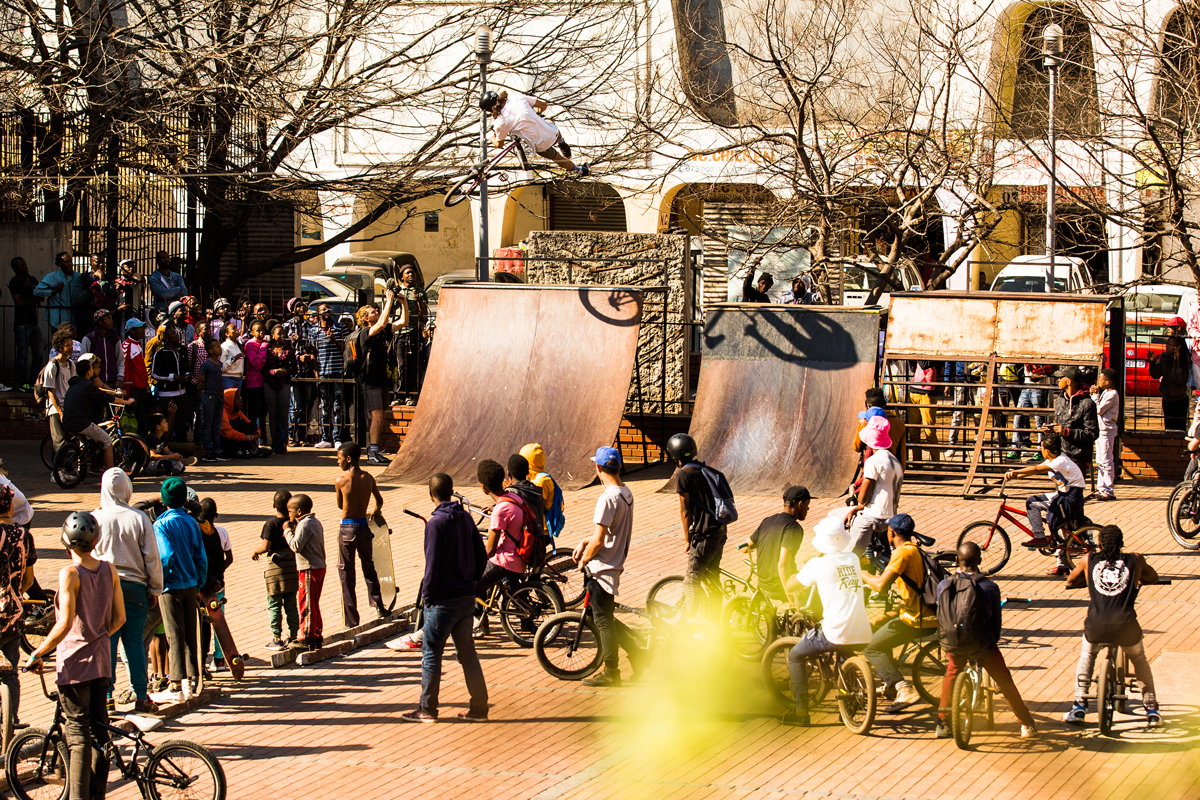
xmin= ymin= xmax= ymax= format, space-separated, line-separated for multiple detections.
xmin=123 ymin=714 xmax=165 ymax=734
xmin=914 ymin=533 xmax=936 ymax=548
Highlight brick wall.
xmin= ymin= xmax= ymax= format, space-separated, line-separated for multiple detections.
xmin=0 ymin=393 xmax=47 ymax=440
xmin=1121 ymin=430 xmax=1188 ymax=480
xmin=380 ymin=405 xmax=692 ymax=465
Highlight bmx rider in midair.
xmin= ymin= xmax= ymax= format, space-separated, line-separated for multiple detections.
xmin=481 ymin=90 xmax=590 ymax=177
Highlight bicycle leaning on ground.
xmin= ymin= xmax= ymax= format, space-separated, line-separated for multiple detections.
xmin=6 ymin=670 xmax=226 ymax=800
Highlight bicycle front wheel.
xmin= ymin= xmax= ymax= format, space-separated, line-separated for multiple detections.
xmin=721 ymin=593 xmax=776 ymax=660
xmin=145 ymin=739 xmax=226 ymax=800
xmin=982 ymin=669 xmax=995 ymax=729
xmin=444 ymin=173 xmax=480 ymax=207
xmin=117 ymin=434 xmax=149 ymax=478
xmin=1097 ymin=652 xmax=1116 ymax=737
xmin=534 ymin=611 xmax=602 ymax=680
xmin=51 ymin=441 xmax=86 ymax=490
xmin=951 ymin=671 xmax=974 ymax=750
xmin=910 ymin=639 xmax=947 ymax=707
xmin=40 ymin=435 xmax=55 ymax=471
xmin=500 ymin=584 xmax=563 ymax=648
xmin=1171 ymin=484 xmax=1200 ymax=550
xmin=956 ymin=521 xmax=1012 ymax=575
xmin=837 ymin=656 xmax=876 ymax=736
xmin=6 ymin=728 xmax=68 ymax=800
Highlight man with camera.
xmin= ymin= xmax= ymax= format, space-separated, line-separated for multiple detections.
xmin=353 ymin=285 xmax=409 ymax=465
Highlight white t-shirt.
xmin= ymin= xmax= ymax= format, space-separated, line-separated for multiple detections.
xmin=1093 ymin=389 xmax=1119 ymax=433
xmin=1047 ymin=454 xmax=1085 ymax=492
xmin=796 ymin=553 xmax=872 ymax=646
xmin=215 ymin=524 xmax=232 ymax=552
xmin=492 ymin=94 xmax=560 ymax=152
xmin=862 ymin=448 xmax=903 ymax=520
xmin=587 ymin=484 xmax=634 ymax=595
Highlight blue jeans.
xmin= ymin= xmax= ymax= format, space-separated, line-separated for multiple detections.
xmin=318 ymin=381 xmax=344 ymax=442
xmin=13 ymin=324 xmax=43 ymax=386
xmin=863 ymin=618 xmax=930 ymax=688
xmin=201 ymin=393 xmax=223 ymax=455
xmin=109 ymin=581 xmax=151 ymax=700
xmin=221 ymin=376 xmax=242 ymax=391
xmin=787 ymin=627 xmax=836 ymax=712
xmin=420 ymin=595 xmax=488 ymax=718
xmin=289 ymin=383 xmax=307 ymax=442
xmin=264 ymin=384 xmax=291 ymax=451
xmin=1014 ymin=388 xmax=1046 ymax=445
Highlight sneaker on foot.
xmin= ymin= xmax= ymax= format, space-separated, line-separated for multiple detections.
xmin=1063 ymin=703 xmax=1087 ymax=724
xmin=264 ymin=638 xmax=286 ymax=651
xmin=935 ymin=722 xmax=952 ymax=739
xmin=1046 ymin=564 xmax=1070 ymax=577
xmin=780 ymin=709 xmax=810 ymax=727
xmin=0 ymin=384 xmax=11 ymax=392
xmin=314 ymin=440 xmax=333 ymax=449
xmin=385 ymin=635 xmax=422 ymax=651
xmin=1004 ymin=450 xmax=1021 ymax=461
xmin=159 ymin=683 xmax=184 ymax=704
xmin=885 ymin=685 xmax=921 ymax=713
xmin=400 ymin=710 xmax=437 ymax=723
xmin=1021 ymin=724 xmax=1039 ymax=739
xmin=1147 ymin=710 xmax=1163 ymax=727
xmin=368 ymin=451 xmax=390 ymax=465
xmin=1026 ymin=452 xmax=1045 ymax=464
xmin=1022 ymin=537 xmax=1053 ymax=548
xmin=457 ymin=710 xmax=489 ymax=722
xmin=213 ymin=658 xmax=226 ymax=672
xmin=333 ymin=441 xmax=343 ymax=449
xmin=582 ymin=668 xmax=621 ymax=687
xmin=134 ymin=698 xmax=159 ymax=714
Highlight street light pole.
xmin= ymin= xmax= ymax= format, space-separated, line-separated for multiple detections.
xmin=1042 ymin=24 xmax=1063 ymax=293
xmin=476 ymin=25 xmax=492 ymax=283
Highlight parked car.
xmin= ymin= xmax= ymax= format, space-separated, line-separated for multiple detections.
xmin=989 ymin=255 xmax=1091 ymax=293
xmin=306 ymin=297 xmax=360 ymax=330
xmin=300 ymin=275 xmax=355 ymax=303
xmin=426 ymin=269 xmax=524 ymax=322
xmin=325 ymin=252 xmax=425 ymax=303
xmin=842 ymin=262 xmax=924 ymax=307
xmin=1120 ymin=283 xmax=1197 ymax=324
xmin=1103 ymin=321 xmax=1173 ymax=397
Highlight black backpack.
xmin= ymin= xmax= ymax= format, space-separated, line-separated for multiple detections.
xmin=936 ymin=572 xmax=992 ymax=654
xmin=342 ymin=327 xmax=369 ymax=379
xmin=898 ymin=546 xmax=950 ymax=613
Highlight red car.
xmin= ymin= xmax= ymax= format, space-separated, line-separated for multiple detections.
xmin=1103 ymin=321 xmax=1172 ymax=397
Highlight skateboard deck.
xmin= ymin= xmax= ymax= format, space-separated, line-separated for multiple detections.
xmin=199 ymin=590 xmax=244 ymax=680
xmin=371 ymin=515 xmax=398 ymax=612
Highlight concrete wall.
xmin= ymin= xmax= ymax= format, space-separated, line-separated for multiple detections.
xmin=352 ymin=196 xmax=474 ymax=284
xmin=524 ymin=231 xmax=690 ymax=413
xmin=0 ymin=222 xmax=73 ymax=385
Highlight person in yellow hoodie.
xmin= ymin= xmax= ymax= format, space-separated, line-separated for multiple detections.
xmin=520 ymin=443 xmax=565 ymax=538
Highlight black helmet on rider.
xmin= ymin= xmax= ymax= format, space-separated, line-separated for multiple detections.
xmin=479 ymin=90 xmax=500 ymax=112
xmin=61 ymin=511 xmax=99 ymax=552
xmin=666 ymin=433 xmax=697 ymax=464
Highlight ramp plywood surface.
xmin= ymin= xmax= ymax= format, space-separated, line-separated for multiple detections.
xmin=687 ymin=305 xmax=881 ymax=497
xmin=380 ymin=285 xmax=642 ymax=490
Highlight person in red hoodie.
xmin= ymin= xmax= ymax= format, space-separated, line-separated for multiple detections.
xmin=221 ymin=388 xmax=263 ymax=459
xmin=121 ymin=318 xmax=150 ymax=430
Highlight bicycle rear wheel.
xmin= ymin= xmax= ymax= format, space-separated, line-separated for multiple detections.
xmin=500 ymin=584 xmax=563 ymax=648
xmin=117 ymin=434 xmax=149 ymax=478
xmin=51 ymin=441 xmax=86 ymax=490
xmin=534 ymin=611 xmax=602 ymax=680
xmin=837 ymin=656 xmax=876 ymax=735
xmin=645 ymin=575 xmax=686 ymax=624
xmin=910 ymin=639 xmax=947 ymax=707
xmin=1097 ymin=652 xmax=1116 ymax=737
xmin=956 ymin=521 xmax=1012 ymax=575
xmin=1171 ymin=484 xmax=1200 ymax=549
xmin=721 ymin=593 xmax=776 ymax=660
xmin=6 ymin=728 xmax=68 ymax=800
xmin=21 ymin=591 xmax=57 ymax=656
xmin=145 ymin=739 xmax=226 ymax=800
xmin=760 ymin=637 xmax=826 ymax=709
xmin=543 ymin=548 xmax=586 ymax=608
xmin=40 ymin=435 xmax=55 ymax=471
xmin=1059 ymin=525 xmax=1100 ymax=571
xmin=951 ymin=671 xmax=974 ymax=750
xmin=982 ymin=669 xmax=995 ymax=729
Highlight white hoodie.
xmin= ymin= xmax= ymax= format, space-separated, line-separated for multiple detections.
xmin=92 ymin=468 xmax=164 ymax=595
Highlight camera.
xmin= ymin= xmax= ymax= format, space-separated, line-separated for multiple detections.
xmin=385 ymin=278 xmax=399 ymax=295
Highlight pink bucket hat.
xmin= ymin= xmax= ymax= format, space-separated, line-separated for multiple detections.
xmin=860 ymin=415 xmax=893 ymax=451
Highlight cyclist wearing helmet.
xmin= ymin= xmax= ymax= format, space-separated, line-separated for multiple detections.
xmin=26 ymin=511 xmax=125 ymax=800
xmin=480 ymin=90 xmax=590 ymax=176
xmin=666 ymin=432 xmax=726 ymax=618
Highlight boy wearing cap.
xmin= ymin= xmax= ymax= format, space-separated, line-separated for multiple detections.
xmin=845 ymin=415 xmax=904 ymax=554
xmin=576 ymin=447 xmax=639 ymax=687
xmin=1090 ymin=368 xmax=1120 ymax=501
xmin=26 ymin=511 xmax=124 ymax=800
xmin=153 ymin=477 xmax=207 ymax=701
xmin=861 ymin=513 xmax=936 ymax=712
xmin=744 ymin=486 xmax=809 ymax=603
xmin=782 ymin=517 xmax=871 ymax=726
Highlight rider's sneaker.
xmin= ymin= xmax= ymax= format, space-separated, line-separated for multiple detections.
xmin=134 ymin=698 xmax=159 ymax=714
xmin=386 ymin=634 xmax=423 ymax=651
xmin=0 ymin=383 xmax=11 ymax=392
xmin=264 ymin=638 xmax=286 ymax=651
xmin=159 ymin=683 xmax=185 ymax=704
xmin=1022 ymin=537 xmax=1053 ymax=548
xmin=582 ymin=668 xmax=622 ymax=687
xmin=400 ymin=710 xmax=437 ymax=723
xmin=780 ymin=709 xmax=810 ymax=727
xmin=571 ymin=164 xmax=591 ymax=178
xmin=1021 ymin=724 xmax=1039 ymax=739
xmin=314 ymin=440 xmax=333 ymax=449
xmin=934 ymin=722 xmax=952 ymax=739
xmin=885 ymin=684 xmax=921 ymax=713
xmin=1147 ymin=709 xmax=1164 ymax=727
xmin=1063 ymin=703 xmax=1087 ymax=724
xmin=1045 ymin=564 xmax=1070 ymax=577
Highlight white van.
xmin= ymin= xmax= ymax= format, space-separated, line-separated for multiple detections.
xmin=989 ymin=255 xmax=1091 ymax=293
xmin=842 ymin=262 xmax=924 ymax=307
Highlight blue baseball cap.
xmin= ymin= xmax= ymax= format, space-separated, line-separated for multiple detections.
xmin=887 ymin=513 xmax=915 ymax=536
xmin=124 ymin=317 xmax=146 ymax=334
xmin=591 ymin=446 xmax=622 ymax=469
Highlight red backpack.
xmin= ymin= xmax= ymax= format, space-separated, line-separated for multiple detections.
xmin=495 ymin=493 xmax=548 ymax=572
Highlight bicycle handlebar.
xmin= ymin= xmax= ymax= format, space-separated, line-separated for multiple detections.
xmin=402 ymin=509 xmax=426 ymax=522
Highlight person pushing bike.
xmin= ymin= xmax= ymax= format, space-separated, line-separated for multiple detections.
xmin=480 ymin=90 xmax=590 ymax=176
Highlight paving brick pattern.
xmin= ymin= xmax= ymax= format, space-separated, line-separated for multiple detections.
xmin=5 ymin=443 xmax=1200 ymax=800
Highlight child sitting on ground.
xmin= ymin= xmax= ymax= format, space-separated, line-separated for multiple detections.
xmin=144 ymin=413 xmax=192 ymax=475
xmin=220 ymin=387 xmax=263 ymax=459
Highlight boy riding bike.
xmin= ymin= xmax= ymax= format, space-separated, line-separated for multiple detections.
xmin=480 ymin=91 xmax=590 ymax=176
xmin=1003 ymin=432 xmax=1084 ymax=576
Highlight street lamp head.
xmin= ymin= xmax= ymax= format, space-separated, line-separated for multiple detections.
xmin=1042 ymin=23 xmax=1064 ymax=63
xmin=475 ymin=25 xmax=492 ymax=63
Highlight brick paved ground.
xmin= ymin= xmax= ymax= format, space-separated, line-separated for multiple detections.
xmin=5 ymin=442 xmax=1200 ymax=800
